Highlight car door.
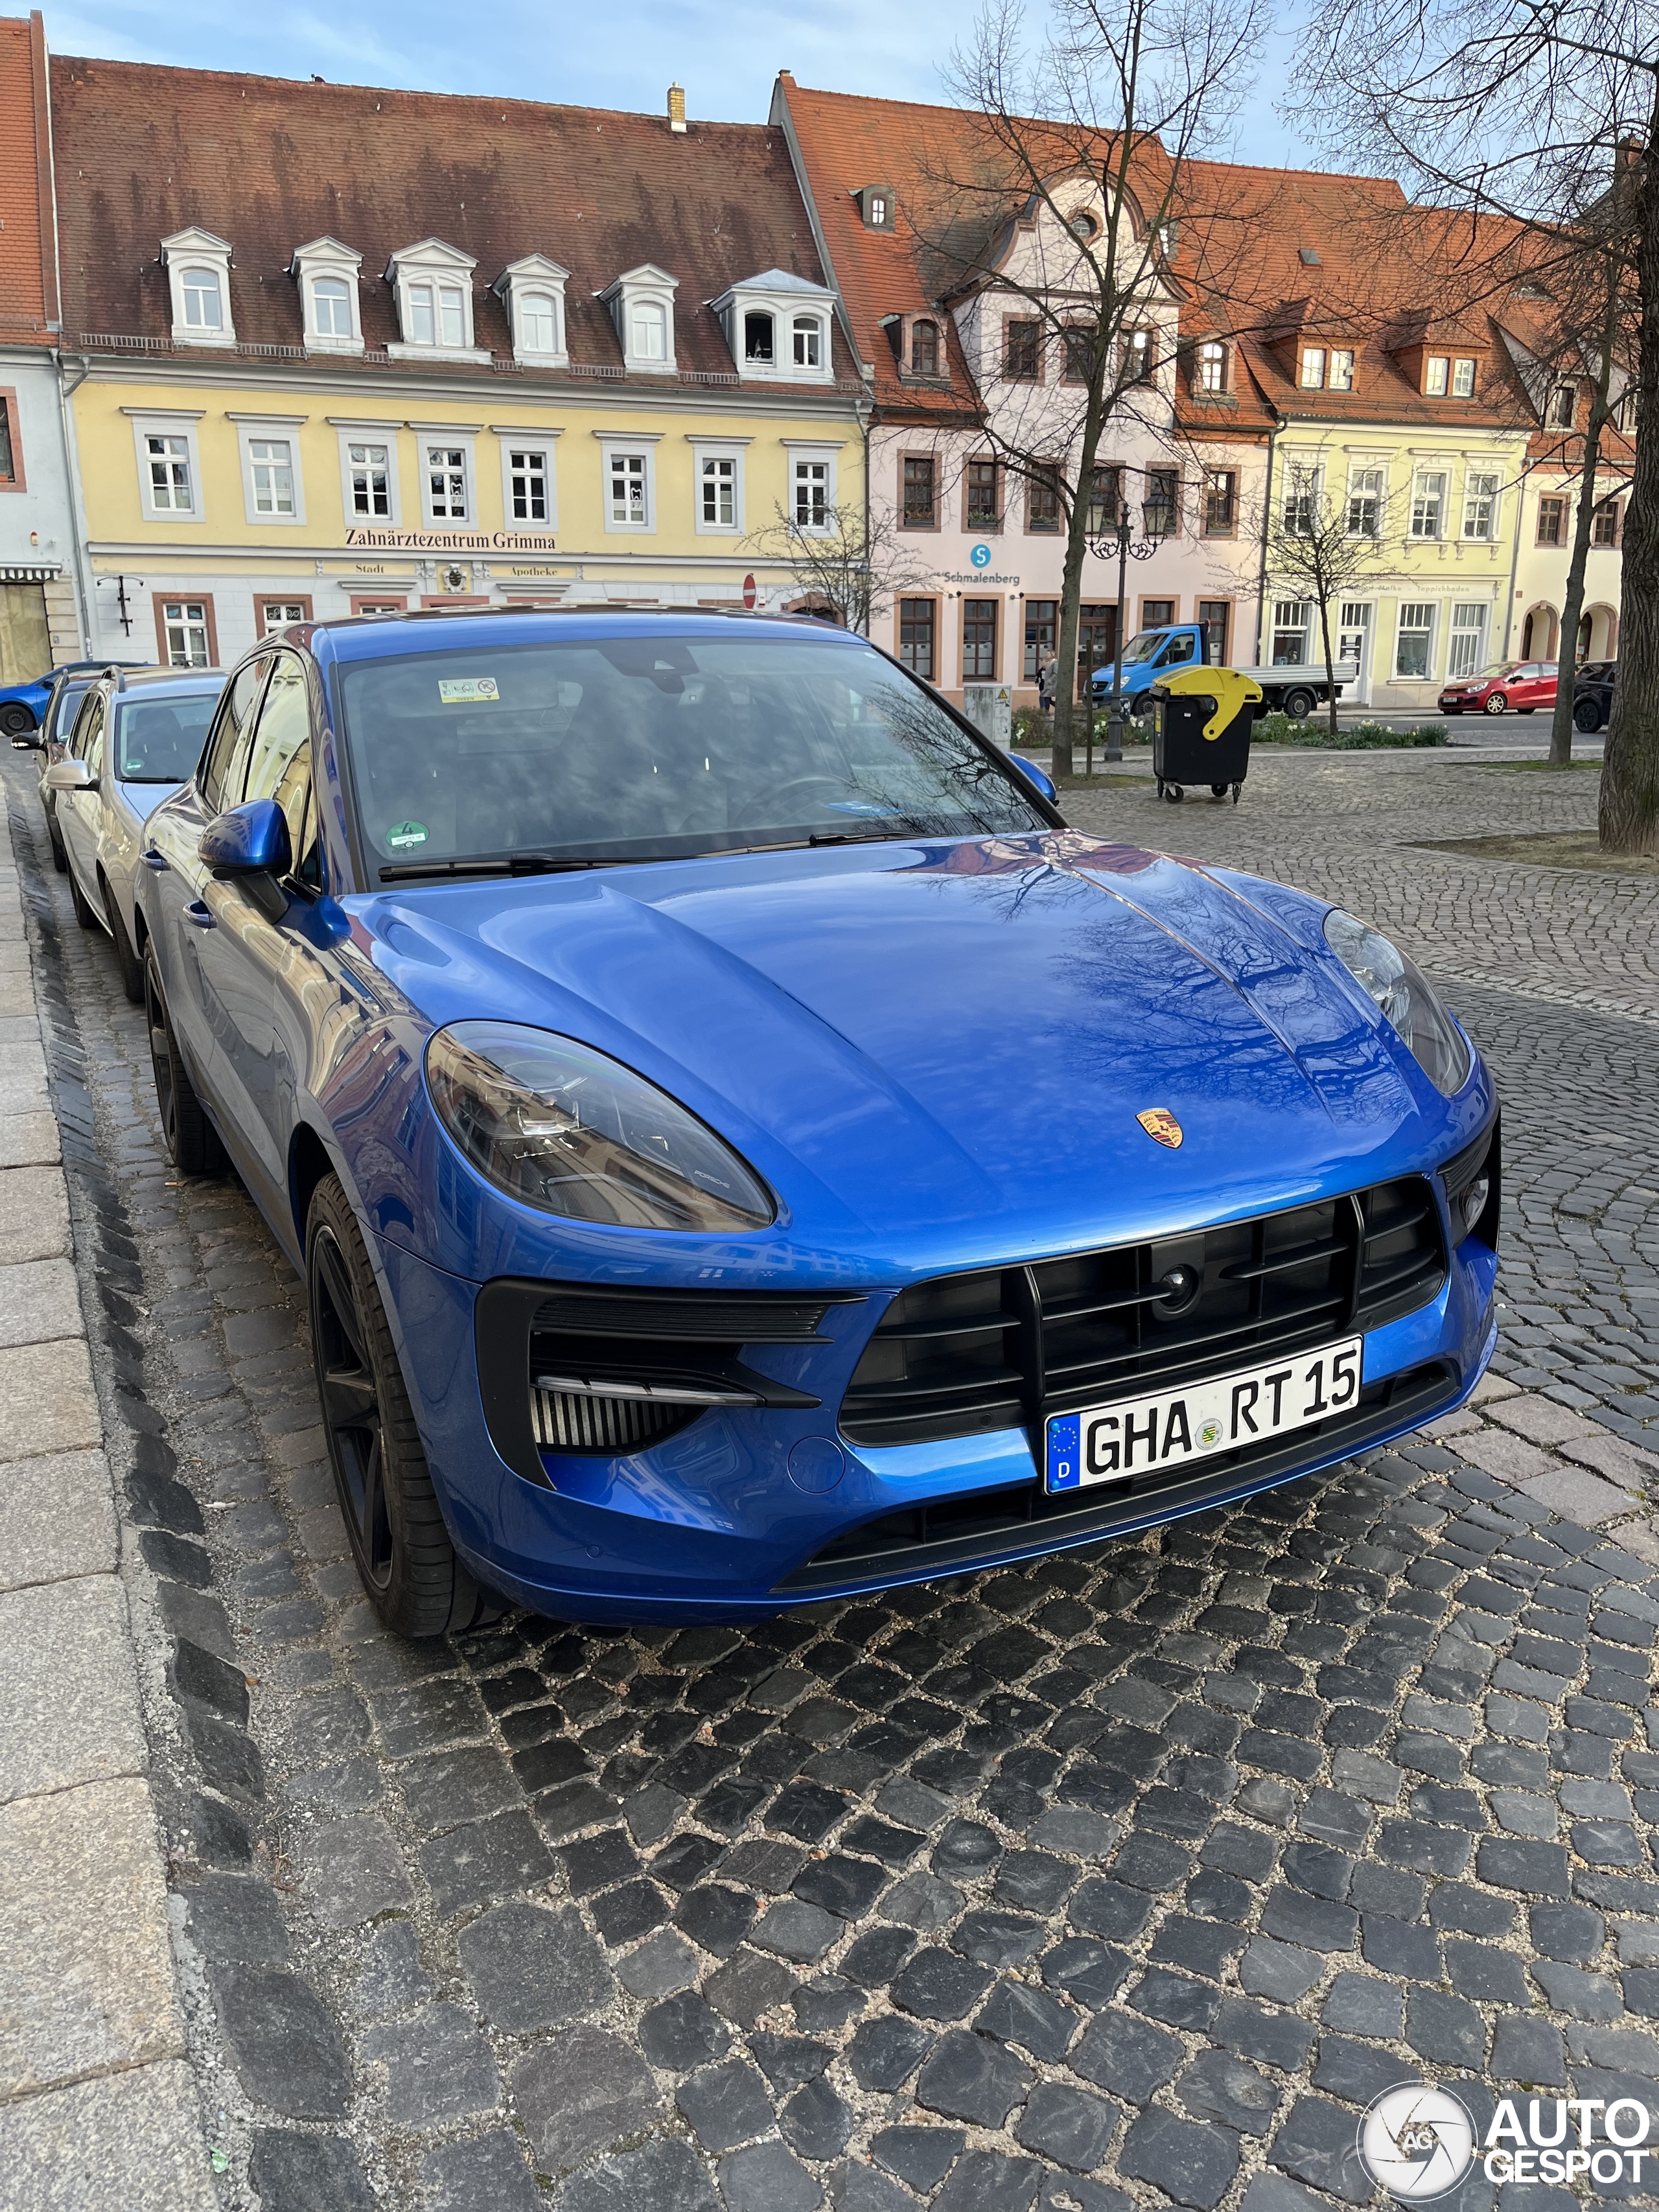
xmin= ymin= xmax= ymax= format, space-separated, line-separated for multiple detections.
xmin=143 ymin=656 xmax=270 ymax=1099
xmin=194 ymin=651 xmax=319 ymax=1198
xmin=58 ymin=690 xmax=106 ymax=903
xmin=1529 ymin=662 xmax=1559 ymax=708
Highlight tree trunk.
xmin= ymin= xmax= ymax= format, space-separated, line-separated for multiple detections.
xmin=1601 ymin=84 xmax=1659 ymax=852
xmin=1051 ymin=491 xmax=1094 ymax=786
xmin=1549 ymin=288 xmax=1617 ymax=767
xmin=1319 ymin=583 xmax=1340 ymax=740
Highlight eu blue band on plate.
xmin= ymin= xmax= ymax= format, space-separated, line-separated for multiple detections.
xmin=1047 ymin=1412 xmax=1081 ymax=1491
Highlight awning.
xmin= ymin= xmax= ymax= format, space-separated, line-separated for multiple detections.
xmin=0 ymin=565 xmax=62 ymax=584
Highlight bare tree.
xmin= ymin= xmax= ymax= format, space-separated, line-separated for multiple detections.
xmin=1261 ymin=450 xmax=1400 ymax=736
xmin=900 ymin=0 xmax=1269 ymax=781
xmin=1289 ymin=0 xmax=1658 ymax=848
xmin=743 ymin=500 xmax=938 ymax=634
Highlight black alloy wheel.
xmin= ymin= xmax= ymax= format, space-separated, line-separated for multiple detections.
xmin=0 ymin=703 xmax=34 ymax=738
xmin=1282 ymin=688 xmax=1316 ymax=720
xmin=1574 ymin=695 xmax=1605 ymax=733
xmin=143 ymin=944 xmax=224 ymax=1175
xmin=306 ymin=1172 xmax=498 ymax=1638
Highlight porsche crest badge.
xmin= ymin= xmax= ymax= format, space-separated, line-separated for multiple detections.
xmin=1136 ymin=1108 xmax=1183 ymax=1150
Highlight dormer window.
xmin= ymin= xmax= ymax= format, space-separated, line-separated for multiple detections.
xmin=1452 ymin=357 xmax=1476 ymax=397
xmin=599 ymin=265 xmax=679 ymax=375
xmin=494 ymin=255 xmax=570 ymax=368
xmin=161 ymin=229 xmax=235 ymax=348
xmin=290 ymin=238 xmax=364 ymax=354
xmin=1196 ymin=340 xmax=1227 ymax=392
xmin=386 ymin=241 xmax=487 ymax=364
xmin=711 ymin=271 xmax=836 ymax=385
xmin=1548 ymin=382 xmax=1577 ymax=427
xmin=911 ymin=319 xmax=939 ymax=375
xmin=1329 ymin=349 xmax=1354 ymax=390
xmin=1424 ymin=355 xmax=1450 ymax=395
xmin=1299 ymin=346 xmax=1326 ymax=388
xmin=857 ymin=186 xmax=896 ymax=231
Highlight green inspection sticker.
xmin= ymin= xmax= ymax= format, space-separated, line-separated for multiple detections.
xmin=386 ymin=821 xmax=429 ymax=851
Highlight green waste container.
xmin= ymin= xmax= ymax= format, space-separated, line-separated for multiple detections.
xmin=1150 ymin=667 xmax=1264 ymax=804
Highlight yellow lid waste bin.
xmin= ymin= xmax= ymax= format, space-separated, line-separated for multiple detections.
xmin=1148 ymin=666 xmax=1264 ymax=804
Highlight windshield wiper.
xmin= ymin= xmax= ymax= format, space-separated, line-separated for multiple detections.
xmin=805 ymin=828 xmax=922 ymax=848
xmin=378 ymin=853 xmax=651 ymax=883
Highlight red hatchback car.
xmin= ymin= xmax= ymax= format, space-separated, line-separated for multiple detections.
xmin=1439 ymin=660 xmax=1559 ymax=716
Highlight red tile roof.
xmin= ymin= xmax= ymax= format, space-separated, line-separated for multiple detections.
xmin=49 ymin=53 xmax=852 ymax=387
xmin=0 ymin=14 xmax=55 ymax=342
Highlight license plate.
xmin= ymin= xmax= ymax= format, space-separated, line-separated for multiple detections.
xmin=1045 ymin=1336 xmax=1364 ymax=1493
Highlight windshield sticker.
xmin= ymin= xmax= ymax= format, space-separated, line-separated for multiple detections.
xmin=439 ymin=676 xmax=500 ymax=705
xmin=386 ymin=821 xmax=429 ymax=851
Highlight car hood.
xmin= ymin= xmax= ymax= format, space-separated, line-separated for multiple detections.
xmin=358 ymin=830 xmax=1465 ymax=1261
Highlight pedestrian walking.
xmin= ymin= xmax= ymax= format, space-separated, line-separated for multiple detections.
xmin=1038 ymin=651 xmax=1058 ymax=714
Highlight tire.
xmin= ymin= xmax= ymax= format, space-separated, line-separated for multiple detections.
xmin=1517 ymin=707 xmax=1536 ymax=716
xmin=1211 ymin=783 xmax=1228 ymax=799
xmin=1281 ymin=688 xmax=1316 ymax=720
xmin=45 ymin=800 xmax=67 ymax=874
xmin=1483 ymin=693 xmax=1507 ymax=716
xmin=67 ymin=858 xmax=99 ymax=930
xmin=102 ymin=878 xmax=144 ymax=1003
xmin=1574 ymin=696 xmax=1604 ymax=733
xmin=307 ymin=1172 xmax=493 ymax=1638
xmin=144 ymin=944 xmax=225 ymax=1176
xmin=0 ymin=703 xmax=34 ymax=739
xmin=1166 ymin=784 xmax=1185 ymax=803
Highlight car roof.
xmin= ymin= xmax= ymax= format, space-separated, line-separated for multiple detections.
xmin=297 ymin=608 xmax=864 ymax=670
xmin=108 ymin=668 xmax=225 ymax=697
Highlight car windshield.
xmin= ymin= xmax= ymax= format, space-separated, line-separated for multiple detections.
xmin=1120 ymin=631 xmax=1168 ymax=666
xmin=1471 ymin=665 xmax=1526 ymax=682
xmin=115 ymin=691 xmax=220 ymax=782
xmin=332 ymin=633 xmax=1050 ymax=877
xmin=44 ymin=681 xmax=91 ymax=743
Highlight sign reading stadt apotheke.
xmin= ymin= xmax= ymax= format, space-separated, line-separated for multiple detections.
xmin=344 ymin=528 xmax=559 ymax=553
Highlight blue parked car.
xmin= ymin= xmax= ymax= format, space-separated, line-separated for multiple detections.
xmin=135 ymin=612 xmax=1498 ymax=1635
xmin=0 ymin=657 xmax=148 ymax=739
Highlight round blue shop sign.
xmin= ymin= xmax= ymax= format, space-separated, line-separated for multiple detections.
xmin=970 ymin=543 xmax=992 ymax=567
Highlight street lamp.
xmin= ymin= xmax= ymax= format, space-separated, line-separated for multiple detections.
xmin=1085 ymin=497 xmax=1161 ymax=763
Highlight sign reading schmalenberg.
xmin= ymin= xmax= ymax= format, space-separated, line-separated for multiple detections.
xmin=344 ymin=528 xmax=559 ymax=553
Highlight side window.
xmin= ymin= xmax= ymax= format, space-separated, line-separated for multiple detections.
xmin=67 ymin=692 xmax=100 ymax=759
xmin=242 ymin=655 xmax=314 ymax=876
xmin=198 ymin=657 xmax=270 ymax=814
xmin=82 ymin=699 xmax=108 ymax=778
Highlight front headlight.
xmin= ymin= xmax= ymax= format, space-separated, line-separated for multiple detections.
xmin=425 ymin=1021 xmax=774 ymax=1232
xmin=1323 ymin=911 xmax=1471 ymax=1096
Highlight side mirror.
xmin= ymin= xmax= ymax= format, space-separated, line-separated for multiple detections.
xmin=10 ymin=729 xmax=41 ymax=751
xmin=1010 ymin=754 xmax=1057 ymax=802
xmin=200 ymin=797 xmax=292 ymax=879
xmin=44 ymin=757 xmax=97 ymax=793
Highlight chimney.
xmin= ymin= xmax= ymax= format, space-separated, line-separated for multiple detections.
xmin=667 ymin=83 xmax=687 ymax=134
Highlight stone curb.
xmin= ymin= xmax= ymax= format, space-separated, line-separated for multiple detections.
xmin=0 ymin=790 xmax=215 ymax=2204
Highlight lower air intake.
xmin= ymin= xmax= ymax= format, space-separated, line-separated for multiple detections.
xmin=531 ymin=1387 xmax=692 ymax=1454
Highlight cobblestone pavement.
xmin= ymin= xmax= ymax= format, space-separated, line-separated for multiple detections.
xmin=10 ymin=743 xmax=1659 ymax=2212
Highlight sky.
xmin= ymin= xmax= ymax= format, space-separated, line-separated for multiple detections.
xmin=39 ymin=0 xmax=1330 ymax=169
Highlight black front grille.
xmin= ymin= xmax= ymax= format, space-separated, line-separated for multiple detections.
xmin=782 ymin=1357 xmax=1456 ymax=1592
xmin=840 ymin=1178 xmax=1446 ymax=1450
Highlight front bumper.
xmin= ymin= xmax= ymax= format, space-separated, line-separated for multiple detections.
xmin=372 ymin=1215 xmax=1500 ymax=1626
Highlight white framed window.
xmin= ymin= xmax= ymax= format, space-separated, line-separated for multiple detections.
xmin=232 ymin=416 xmax=307 ymax=526
xmin=1347 ymin=467 xmax=1384 ymax=538
xmin=1299 ymin=347 xmax=1326 ymax=389
xmin=1328 ymin=349 xmax=1354 ymax=391
xmin=163 ymin=600 xmax=211 ymax=668
xmin=1452 ymin=357 xmax=1476 ymax=398
xmin=386 ymin=241 xmax=487 ymax=364
xmin=493 ymin=255 xmax=572 ymax=368
xmin=161 ymin=229 xmax=235 ymax=348
xmin=599 ymin=437 xmax=658 ymax=531
xmin=290 ymin=239 xmax=364 ymax=353
xmin=792 ymin=315 xmax=824 ymax=370
xmin=1547 ymin=384 xmax=1576 ymax=428
xmin=1270 ymin=600 xmax=1311 ymax=666
xmin=261 ymin=601 xmax=309 ymax=634
xmin=1424 ymin=356 xmax=1450 ymax=396
xmin=129 ymin=412 xmax=205 ymax=522
xmin=1462 ymin=469 xmax=1499 ymax=541
xmin=1395 ymin=601 xmax=1436 ymax=678
xmin=333 ymin=423 xmax=402 ymax=525
xmin=599 ymin=265 xmax=680 ymax=376
xmin=1410 ymin=471 xmax=1446 ymax=539
xmin=690 ymin=439 xmax=748 ymax=534
xmin=423 ymin=441 xmax=472 ymax=523
xmin=503 ymin=444 xmax=555 ymax=525
xmin=743 ymin=310 xmax=775 ymax=366
xmin=1282 ymin=463 xmax=1321 ymax=537
xmin=793 ymin=454 xmax=833 ymax=531
xmin=1196 ymin=341 xmax=1227 ymax=391
xmin=1446 ymin=602 xmax=1489 ymax=678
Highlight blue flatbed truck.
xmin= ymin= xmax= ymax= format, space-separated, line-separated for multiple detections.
xmin=1089 ymin=622 xmax=1351 ymax=719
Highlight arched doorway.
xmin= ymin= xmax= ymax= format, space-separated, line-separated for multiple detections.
xmin=1581 ymin=603 xmax=1618 ymax=660
xmin=1520 ymin=605 xmax=1559 ymax=661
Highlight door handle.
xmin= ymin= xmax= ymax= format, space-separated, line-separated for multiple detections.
xmin=141 ymin=848 xmax=170 ymax=871
xmin=184 ymin=900 xmax=214 ymax=929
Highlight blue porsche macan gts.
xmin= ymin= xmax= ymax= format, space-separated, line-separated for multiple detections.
xmin=134 ymin=612 xmax=1499 ymax=1636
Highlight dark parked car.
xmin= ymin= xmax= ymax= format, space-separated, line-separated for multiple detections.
xmin=1573 ymin=660 xmax=1616 ymax=733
